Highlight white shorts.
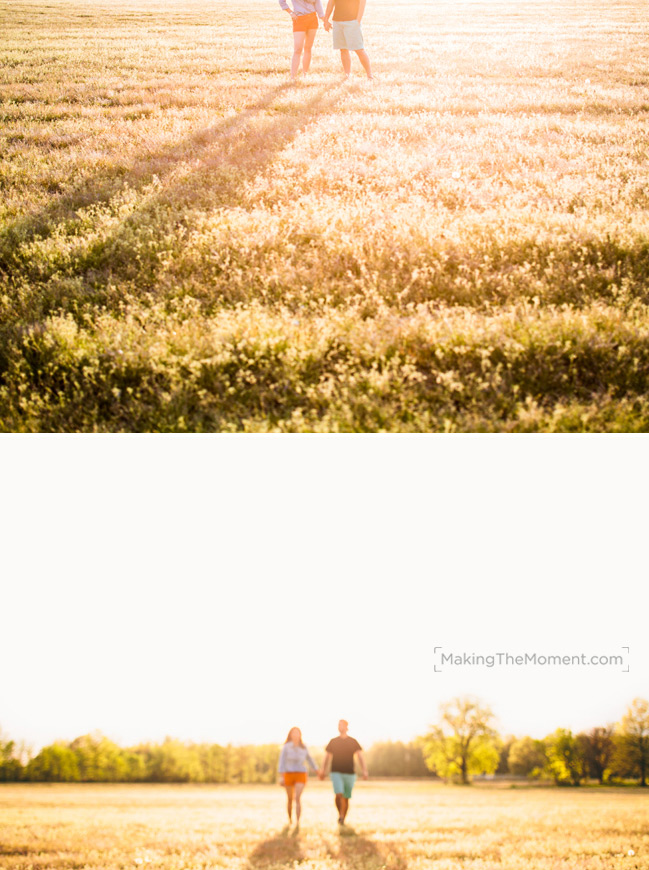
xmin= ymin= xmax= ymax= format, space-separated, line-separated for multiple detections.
xmin=332 ymin=19 xmax=364 ymax=51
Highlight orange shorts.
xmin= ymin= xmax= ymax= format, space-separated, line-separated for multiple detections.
xmin=283 ymin=772 xmax=307 ymax=787
xmin=293 ymin=11 xmax=318 ymax=31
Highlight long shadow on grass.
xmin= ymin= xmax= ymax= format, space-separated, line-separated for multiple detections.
xmin=333 ymin=826 xmax=407 ymax=870
xmin=63 ymin=79 xmax=343 ymax=297
xmin=0 ymin=78 xmax=344 ymax=320
xmin=247 ymin=826 xmax=305 ymax=869
xmin=0 ymin=78 xmax=322 ymax=271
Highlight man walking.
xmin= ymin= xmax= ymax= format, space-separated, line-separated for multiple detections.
xmin=322 ymin=0 xmax=373 ymax=80
xmin=319 ymin=719 xmax=368 ymax=825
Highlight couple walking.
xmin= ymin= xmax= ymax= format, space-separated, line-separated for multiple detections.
xmin=278 ymin=719 xmax=368 ymax=827
xmin=279 ymin=0 xmax=373 ymax=81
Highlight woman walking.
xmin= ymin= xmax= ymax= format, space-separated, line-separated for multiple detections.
xmin=278 ymin=727 xmax=319 ymax=826
xmin=278 ymin=0 xmax=325 ymax=80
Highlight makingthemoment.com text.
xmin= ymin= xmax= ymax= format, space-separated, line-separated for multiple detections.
xmin=439 ymin=652 xmax=624 ymax=667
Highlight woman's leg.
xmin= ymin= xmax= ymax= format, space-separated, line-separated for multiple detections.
xmin=294 ymin=781 xmax=306 ymax=824
xmin=284 ymin=785 xmax=294 ymax=821
xmin=292 ymin=31 xmax=306 ymax=78
xmin=339 ymin=48 xmax=351 ymax=76
xmin=302 ymin=28 xmax=317 ymax=73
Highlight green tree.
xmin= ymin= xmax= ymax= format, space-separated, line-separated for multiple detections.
xmin=545 ymin=729 xmax=584 ymax=785
xmin=228 ymin=746 xmax=256 ymax=783
xmin=496 ymin=735 xmax=516 ymax=775
xmin=402 ymin=741 xmax=432 ymax=777
xmin=252 ymin=744 xmax=281 ymax=784
xmin=421 ymin=696 xmax=500 ymax=784
xmin=577 ymin=726 xmax=615 ymax=784
xmin=69 ymin=733 xmax=130 ymax=782
xmin=0 ymin=736 xmax=23 ymax=782
xmin=507 ymin=736 xmax=547 ymax=777
xmin=146 ymin=739 xmax=204 ymax=783
xmin=26 ymin=744 xmax=80 ymax=782
xmin=616 ymin=698 xmax=649 ymax=786
xmin=366 ymin=741 xmax=431 ymax=776
xmin=123 ymin=749 xmax=147 ymax=782
xmin=198 ymin=743 xmax=226 ymax=782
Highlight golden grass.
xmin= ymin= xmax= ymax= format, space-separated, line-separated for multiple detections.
xmin=1 ymin=782 xmax=649 ymax=870
xmin=1 ymin=0 xmax=649 ymax=430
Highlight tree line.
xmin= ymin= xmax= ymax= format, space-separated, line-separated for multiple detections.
xmin=1 ymin=697 xmax=647 ymax=785
xmin=420 ymin=696 xmax=649 ymax=786
xmin=0 ymin=733 xmax=430 ymax=784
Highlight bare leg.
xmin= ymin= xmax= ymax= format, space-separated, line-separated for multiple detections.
xmin=355 ymin=49 xmax=372 ymax=79
xmin=292 ymin=32 xmax=306 ymax=79
xmin=340 ymin=796 xmax=350 ymax=822
xmin=335 ymin=793 xmax=344 ymax=820
xmin=339 ymin=48 xmax=351 ymax=76
xmin=302 ymin=28 xmax=317 ymax=73
xmin=284 ymin=786 xmax=294 ymax=822
xmin=294 ymin=781 xmax=306 ymax=824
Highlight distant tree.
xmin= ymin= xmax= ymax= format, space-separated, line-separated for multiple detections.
xmin=366 ymin=741 xmax=432 ymax=777
xmin=577 ymin=726 xmax=615 ymax=784
xmin=252 ymin=744 xmax=282 ymax=784
xmin=544 ymin=729 xmax=584 ymax=786
xmin=507 ymin=737 xmax=547 ymax=777
xmin=197 ymin=743 xmax=227 ymax=783
xmin=69 ymin=733 xmax=130 ymax=782
xmin=26 ymin=744 xmax=80 ymax=782
xmin=401 ymin=742 xmax=433 ymax=777
xmin=146 ymin=738 xmax=204 ymax=783
xmin=496 ymin=735 xmax=516 ymax=775
xmin=0 ymin=734 xmax=23 ymax=782
xmin=615 ymin=698 xmax=649 ymax=786
xmin=123 ymin=749 xmax=147 ymax=782
xmin=421 ymin=696 xmax=500 ymax=785
xmin=228 ymin=745 xmax=257 ymax=783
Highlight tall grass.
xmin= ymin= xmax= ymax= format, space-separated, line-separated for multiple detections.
xmin=2 ymin=0 xmax=649 ymax=430
xmin=1 ymin=782 xmax=648 ymax=869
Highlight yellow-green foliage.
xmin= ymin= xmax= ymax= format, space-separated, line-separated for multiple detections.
xmin=424 ymin=734 xmax=500 ymax=783
xmin=1 ymin=782 xmax=648 ymax=870
xmin=2 ymin=0 xmax=649 ymax=430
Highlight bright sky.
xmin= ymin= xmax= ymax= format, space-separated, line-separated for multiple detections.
xmin=1 ymin=436 xmax=647 ymax=754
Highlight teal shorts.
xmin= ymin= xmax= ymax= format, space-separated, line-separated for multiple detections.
xmin=332 ymin=19 xmax=364 ymax=51
xmin=330 ymin=771 xmax=356 ymax=799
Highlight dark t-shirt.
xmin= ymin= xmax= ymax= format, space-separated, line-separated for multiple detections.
xmin=326 ymin=736 xmax=362 ymax=773
xmin=333 ymin=0 xmax=359 ymax=21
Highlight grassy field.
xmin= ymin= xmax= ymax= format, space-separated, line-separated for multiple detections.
xmin=1 ymin=782 xmax=649 ymax=870
xmin=1 ymin=0 xmax=649 ymax=431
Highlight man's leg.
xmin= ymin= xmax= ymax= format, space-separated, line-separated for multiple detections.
xmin=339 ymin=775 xmax=355 ymax=823
xmin=355 ymin=49 xmax=372 ymax=79
xmin=303 ymin=28 xmax=317 ymax=73
xmin=292 ymin=31 xmax=306 ymax=79
xmin=339 ymin=49 xmax=351 ymax=76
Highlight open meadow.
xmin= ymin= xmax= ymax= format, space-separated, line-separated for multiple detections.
xmin=1 ymin=0 xmax=649 ymax=431
xmin=1 ymin=782 xmax=649 ymax=870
